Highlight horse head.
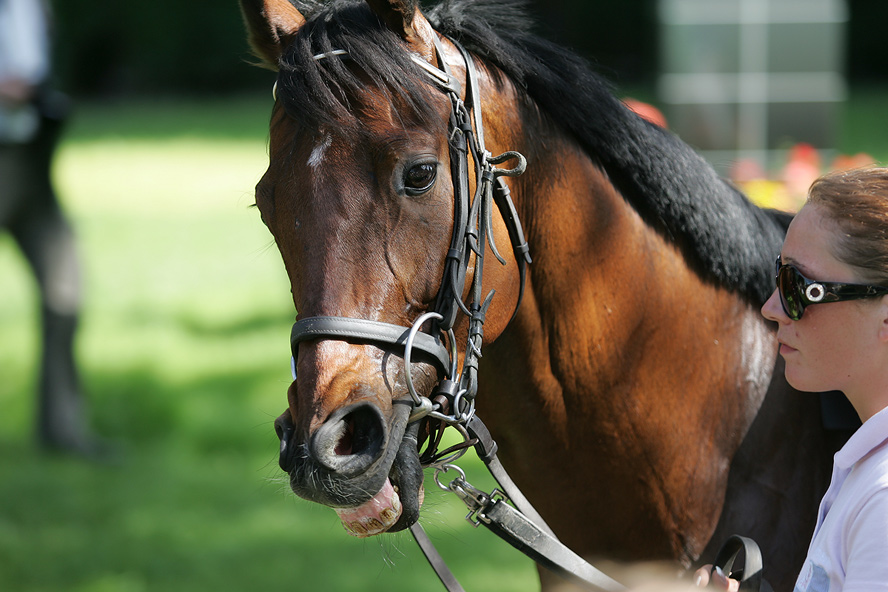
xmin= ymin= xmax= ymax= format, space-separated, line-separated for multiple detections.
xmin=240 ymin=0 xmax=525 ymax=536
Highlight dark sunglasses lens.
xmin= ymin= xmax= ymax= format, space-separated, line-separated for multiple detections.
xmin=776 ymin=265 xmax=804 ymax=320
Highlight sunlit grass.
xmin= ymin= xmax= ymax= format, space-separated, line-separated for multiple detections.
xmin=0 ymin=94 xmax=538 ymax=592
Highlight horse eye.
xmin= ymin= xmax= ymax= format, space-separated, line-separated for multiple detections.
xmin=404 ymin=162 xmax=437 ymax=196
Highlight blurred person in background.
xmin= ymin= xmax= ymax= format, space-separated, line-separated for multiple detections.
xmin=0 ymin=0 xmax=103 ymax=457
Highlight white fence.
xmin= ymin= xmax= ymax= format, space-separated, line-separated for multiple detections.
xmin=658 ymin=0 xmax=847 ymax=174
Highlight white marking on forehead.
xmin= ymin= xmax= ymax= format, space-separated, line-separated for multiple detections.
xmin=308 ymin=134 xmax=333 ymax=170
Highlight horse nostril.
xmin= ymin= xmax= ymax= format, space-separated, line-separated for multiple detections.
xmin=334 ymin=416 xmax=355 ymax=456
xmin=311 ymin=403 xmax=386 ymax=475
xmin=274 ymin=410 xmax=297 ymax=472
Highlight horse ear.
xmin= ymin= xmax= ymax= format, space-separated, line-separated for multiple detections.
xmin=239 ymin=0 xmax=306 ymax=69
xmin=364 ymin=0 xmax=437 ymax=62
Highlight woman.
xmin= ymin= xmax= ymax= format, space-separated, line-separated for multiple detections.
xmin=699 ymin=166 xmax=888 ymax=590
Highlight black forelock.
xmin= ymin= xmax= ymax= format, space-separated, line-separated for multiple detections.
xmin=277 ymin=0 xmax=787 ymax=305
xmin=276 ymin=2 xmax=441 ymax=138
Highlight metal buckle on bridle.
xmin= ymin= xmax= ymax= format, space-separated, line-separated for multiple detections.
xmin=427 ymin=460 xmax=624 ymax=592
xmin=434 ymin=463 xmax=508 ymax=527
xmin=404 ymin=312 xmax=460 ymax=423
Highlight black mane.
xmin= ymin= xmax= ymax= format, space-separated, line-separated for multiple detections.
xmin=279 ymin=0 xmax=788 ymax=305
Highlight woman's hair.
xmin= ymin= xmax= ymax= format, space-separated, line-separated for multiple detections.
xmin=807 ymin=166 xmax=888 ymax=286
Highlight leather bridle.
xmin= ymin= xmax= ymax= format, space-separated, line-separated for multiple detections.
xmin=290 ymin=33 xmax=530 ymax=436
xmin=283 ymin=34 xmax=624 ymax=592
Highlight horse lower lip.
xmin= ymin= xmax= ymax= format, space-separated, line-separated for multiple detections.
xmin=332 ymin=441 xmax=427 ymax=537
xmin=334 ymin=478 xmax=403 ymax=537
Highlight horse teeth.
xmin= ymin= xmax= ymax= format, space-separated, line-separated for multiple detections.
xmin=345 ymin=518 xmax=382 ymax=536
xmin=335 ymin=479 xmax=403 ymax=538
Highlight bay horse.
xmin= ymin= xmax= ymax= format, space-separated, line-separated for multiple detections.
xmin=238 ymin=0 xmax=853 ymax=589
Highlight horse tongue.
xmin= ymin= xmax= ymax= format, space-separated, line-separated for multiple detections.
xmin=334 ymin=478 xmax=402 ymax=537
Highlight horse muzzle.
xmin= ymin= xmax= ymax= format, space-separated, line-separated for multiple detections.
xmin=274 ymin=393 xmax=425 ymax=537
xmin=274 ymin=315 xmax=449 ymax=535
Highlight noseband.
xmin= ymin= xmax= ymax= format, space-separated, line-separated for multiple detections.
xmin=288 ymin=34 xmax=531 ymax=432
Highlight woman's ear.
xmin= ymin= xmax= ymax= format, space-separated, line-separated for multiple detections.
xmin=877 ymin=296 xmax=888 ymax=343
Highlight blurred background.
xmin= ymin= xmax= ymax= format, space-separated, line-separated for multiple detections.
xmin=1 ymin=0 xmax=885 ymax=590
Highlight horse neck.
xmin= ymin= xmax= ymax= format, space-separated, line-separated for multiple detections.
xmin=472 ymin=96 xmax=783 ymax=561
xmin=475 ymin=66 xmax=776 ymax=402
xmin=482 ymin=74 xmax=775 ymax=469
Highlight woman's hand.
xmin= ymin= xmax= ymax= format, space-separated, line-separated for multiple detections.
xmin=694 ymin=565 xmax=740 ymax=591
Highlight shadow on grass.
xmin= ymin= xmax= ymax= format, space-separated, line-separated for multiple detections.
xmin=0 ymin=362 xmax=538 ymax=592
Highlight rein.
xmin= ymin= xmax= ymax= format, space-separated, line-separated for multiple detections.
xmin=286 ymin=34 xmax=622 ymax=592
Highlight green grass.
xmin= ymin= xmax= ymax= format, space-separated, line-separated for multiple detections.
xmin=0 ymin=92 xmax=537 ymax=592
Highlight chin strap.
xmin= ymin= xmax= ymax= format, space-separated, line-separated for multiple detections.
xmin=410 ymin=524 xmax=467 ymax=592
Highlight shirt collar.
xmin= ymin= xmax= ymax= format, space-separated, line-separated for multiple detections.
xmin=835 ymin=404 xmax=888 ymax=470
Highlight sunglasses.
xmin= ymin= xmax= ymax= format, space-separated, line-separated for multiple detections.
xmin=775 ymin=256 xmax=888 ymax=320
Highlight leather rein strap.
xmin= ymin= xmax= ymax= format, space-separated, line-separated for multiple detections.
xmin=288 ymin=34 xmax=622 ymax=591
xmin=412 ymin=415 xmax=625 ymax=592
xmin=712 ymin=535 xmax=771 ymax=592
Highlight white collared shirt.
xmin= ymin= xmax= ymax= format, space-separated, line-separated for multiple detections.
xmin=794 ymin=405 xmax=888 ymax=591
xmin=0 ymin=0 xmax=49 ymax=84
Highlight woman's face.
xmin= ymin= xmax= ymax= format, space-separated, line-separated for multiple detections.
xmin=761 ymin=204 xmax=887 ymax=399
